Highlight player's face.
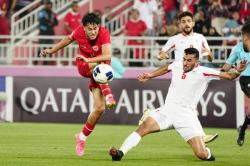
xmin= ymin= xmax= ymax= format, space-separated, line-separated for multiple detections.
xmin=179 ymin=16 xmax=195 ymax=35
xmin=72 ymin=4 xmax=79 ymax=12
xmin=242 ymin=33 xmax=250 ymax=52
xmin=183 ymin=54 xmax=199 ymax=72
xmin=84 ymin=23 xmax=100 ymax=40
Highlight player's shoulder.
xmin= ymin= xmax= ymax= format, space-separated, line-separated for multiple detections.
xmin=70 ymin=26 xmax=84 ymax=39
xmin=99 ymin=27 xmax=110 ymax=35
xmin=168 ymin=33 xmax=182 ymax=41
xmin=193 ymin=32 xmax=206 ymax=38
xmin=233 ymin=42 xmax=243 ymax=51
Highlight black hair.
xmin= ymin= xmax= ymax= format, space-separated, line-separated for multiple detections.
xmin=82 ymin=13 xmax=101 ymax=26
xmin=72 ymin=0 xmax=78 ymax=6
xmin=242 ymin=22 xmax=250 ymax=36
xmin=178 ymin=11 xmax=193 ymax=20
xmin=184 ymin=48 xmax=199 ymax=59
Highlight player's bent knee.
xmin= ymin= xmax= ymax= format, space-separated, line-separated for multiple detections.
xmin=136 ymin=117 xmax=159 ymax=137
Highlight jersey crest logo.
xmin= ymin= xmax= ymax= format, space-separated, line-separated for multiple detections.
xmin=92 ymin=45 xmax=99 ymax=51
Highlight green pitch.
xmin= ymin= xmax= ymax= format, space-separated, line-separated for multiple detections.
xmin=0 ymin=123 xmax=249 ymax=166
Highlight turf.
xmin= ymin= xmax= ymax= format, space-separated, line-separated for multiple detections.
xmin=0 ymin=123 xmax=249 ymax=166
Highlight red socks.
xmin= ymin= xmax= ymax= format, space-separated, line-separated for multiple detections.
xmin=99 ymin=84 xmax=113 ymax=97
xmin=82 ymin=122 xmax=95 ymax=136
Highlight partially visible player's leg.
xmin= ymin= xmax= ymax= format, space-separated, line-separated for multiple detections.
xmin=109 ymin=116 xmax=161 ymax=161
xmin=188 ymin=136 xmax=215 ymax=161
xmin=237 ymin=97 xmax=250 ymax=146
xmin=75 ymin=88 xmax=105 ymax=156
xmin=203 ymin=134 xmax=219 ymax=144
xmin=174 ymin=106 xmax=214 ymax=161
xmin=237 ymin=76 xmax=250 ymax=146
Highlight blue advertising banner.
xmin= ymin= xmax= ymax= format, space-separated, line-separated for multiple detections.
xmin=0 ymin=76 xmax=5 ymax=91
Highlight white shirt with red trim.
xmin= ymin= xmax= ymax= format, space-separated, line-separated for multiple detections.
xmin=165 ymin=61 xmax=220 ymax=109
xmin=161 ymin=33 xmax=210 ymax=61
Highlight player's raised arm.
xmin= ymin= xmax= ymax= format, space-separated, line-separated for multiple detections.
xmin=157 ymin=51 xmax=170 ymax=61
xmin=202 ymin=48 xmax=213 ymax=62
xmin=40 ymin=36 xmax=74 ymax=57
xmin=138 ymin=64 xmax=170 ymax=82
xmin=219 ymin=60 xmax=249 ymax=80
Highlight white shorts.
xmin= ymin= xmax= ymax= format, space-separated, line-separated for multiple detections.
xmin=148 ymin=102 xmax=205 ymax=142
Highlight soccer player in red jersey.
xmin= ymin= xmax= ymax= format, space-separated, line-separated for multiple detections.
xmin=40 ymin=13 xmax=116 ymax=156
xmin=64 ymin=1 xmax=81 ymax=35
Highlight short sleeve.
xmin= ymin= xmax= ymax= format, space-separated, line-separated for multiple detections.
xmin=64 ymin=13 xmax=70 ymax=24
xmin=226 ymin=44 xmax=240 ymax=65
xmin=100 ymin=29 xmax=111 ymax=45
xmin=69 ymin=27 xmax=79 ymax=41
xmin=202 ymin=67 xmax=220 ymax=81
xmin=201 ymin=35 xmax=210 ymax=51
xmin=161 ymin=37 xmax=175 ymax=53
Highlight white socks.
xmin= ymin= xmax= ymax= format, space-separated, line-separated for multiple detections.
xmin=79 ymin=132 xmax=87 ymax=141
xmin=119 ymin=132 xmax=142 ymax=155
xmin=206 ymin=147 xmax=211 ymax=159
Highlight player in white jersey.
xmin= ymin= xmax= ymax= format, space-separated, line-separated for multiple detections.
xmin=109 ymin=48 xmax=248 ymax=161
xmin=158 ymin=11 xmax=213 ymax=62
xmin=140 ymin=11 xmax=216 ymax=143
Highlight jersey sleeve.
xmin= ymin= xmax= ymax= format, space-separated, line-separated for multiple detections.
xmin=100 ymin=29 xmax=111 ymax=45
xmin=161 ymin=37 xmax=176 ymax=53
xmin=226 ymin=44 xmax=240 ymax=65
xmin=64 ymin=13 xmax=70 ymax=24
xmin=69 ymin=27 xmax=78 ymax=41
xmin=200 ymin=35 xmax=210 ymax=57
xmin=202 ymin=67 xmax=220 ymax=82
xmin=201 ymin=35 xmax=210 ymax=50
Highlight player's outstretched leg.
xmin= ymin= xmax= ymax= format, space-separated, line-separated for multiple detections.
xmin=109 ymin=147 xmax=124 ymax=161
xmin=204 ymin=133 xmax=219 ymax=144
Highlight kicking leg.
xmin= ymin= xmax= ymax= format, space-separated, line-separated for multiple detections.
xmin=109 ymin=117 xmax=160 ymax=161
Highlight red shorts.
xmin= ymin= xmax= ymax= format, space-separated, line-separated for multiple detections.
xmin=75 ymin=59 xmax=111 ymax=90
xmin=76 ymin=59 xmax=98 ymax=90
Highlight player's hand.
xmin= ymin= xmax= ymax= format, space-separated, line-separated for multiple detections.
xmin=40 ymin=49 xmax=52 ymax=57
xmin=76 ymin=55 xmax=90 ymax=63
xmin=236 ymin=59 xmax=249 ymax=72
xmin=201 ymin=47 xmax=213 ymax=62
xmin=157 ymin=51 xmax=169 ymax=61
xmin=137 ymin=73 xmax=152 ymax=83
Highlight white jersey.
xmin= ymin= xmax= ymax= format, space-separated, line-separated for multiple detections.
xmin=165 ymin=61 xmax=220 ymax=109
xmin=133 ymin=0 xmax=158 ymax=30
xmin=161 ymin=33 xmax=210 ymax=61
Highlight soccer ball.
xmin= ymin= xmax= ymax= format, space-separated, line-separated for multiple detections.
xmin=92 ymin=64 xmax=114 ymax=84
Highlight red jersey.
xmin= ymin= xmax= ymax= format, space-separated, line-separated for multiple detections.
xmin=70 ymin=26 xmax=111 ymax=58
xmin=64 ymin=11 xmax=81 ymax=34
xmin=125 ymin=19 xmax=147 ymax=36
